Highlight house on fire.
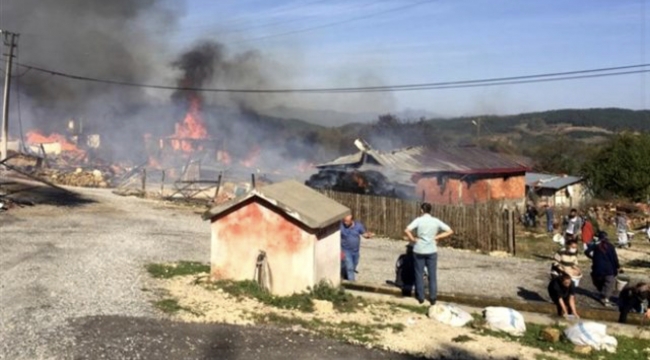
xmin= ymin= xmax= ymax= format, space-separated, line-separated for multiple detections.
xmin=525 ymin=172 xmax=587 ymax=207
xmin=202 ymin=180 xmax=350 ymax=296
xmin=309 ymin=139 xmax=530 ymax=205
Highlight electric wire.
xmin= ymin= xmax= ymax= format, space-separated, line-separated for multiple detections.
xmin=3 ymin=60 xmax=648 ymax=94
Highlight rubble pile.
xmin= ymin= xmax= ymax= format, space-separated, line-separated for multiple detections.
xmin=4 ymin=151 xmax=130 ymax=189
xmin=40 ymin=168 xmax=111 ymax=188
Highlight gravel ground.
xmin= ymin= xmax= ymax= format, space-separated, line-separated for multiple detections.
xmin=1 ymin=180 xmax=646 ymax=359
xmin=355 ymin=235 xmax=647 ymax=309
xmin=0 ymin=182 xmax=427 ymax=360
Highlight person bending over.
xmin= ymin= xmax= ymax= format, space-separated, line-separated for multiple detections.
xmin=618 ymin=282 xmax=650 ymax=324
xmin=547 ymin=273 xmax=580 ymax=318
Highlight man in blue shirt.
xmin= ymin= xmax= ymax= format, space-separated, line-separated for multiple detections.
xmin=340 ymin=215 xmax=374 ymax=281
xmin=405 ymin=203 xmax=454 ymax=305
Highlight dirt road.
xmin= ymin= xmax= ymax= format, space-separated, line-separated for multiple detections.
xmin=1 ymin=180 xmax=645 ymax=359
xmin=0 ymin=183 xmax=423 ymax=360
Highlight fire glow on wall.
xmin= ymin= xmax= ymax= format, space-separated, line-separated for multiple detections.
xmin=202 ymin=180 xmax=350 ymax=296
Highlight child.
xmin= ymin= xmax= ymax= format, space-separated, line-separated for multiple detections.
xmin=551 ymin=240 xmax=582 ymax=281
xmin=547 ymin=273 xmax=580 ymax=318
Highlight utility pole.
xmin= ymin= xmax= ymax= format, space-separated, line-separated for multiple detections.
xmin=1 ymin=30 xmax=18 ymax=162
xmin=472 ymin=118 xmax=482 ymax=146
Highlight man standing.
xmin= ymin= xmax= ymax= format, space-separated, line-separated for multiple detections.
xmin=404 ymin=203 xmax=454 ymax=305
xmin=340 ymin=215 xmax=373 ymax=282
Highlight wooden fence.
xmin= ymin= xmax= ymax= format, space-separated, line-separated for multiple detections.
xmin=319 ymin=190 xmax=516 ymax=254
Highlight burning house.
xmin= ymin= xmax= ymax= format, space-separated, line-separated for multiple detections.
xmin=309 ymin=139 xmax=530 ymax=205
xmin=203 ymin=180 xmax=349 ymax=296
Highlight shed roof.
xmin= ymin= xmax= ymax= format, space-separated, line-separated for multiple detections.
xmin=317 ymin=145 xmax=529 ymax=175
xmin=202 ymin=179 xmax=350 ymax=229
xmin=525 ymin=172 xmax=583 ymax=190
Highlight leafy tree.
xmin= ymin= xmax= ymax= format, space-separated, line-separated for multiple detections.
xmin=529 ymin=136 xmax=591 ymax=175
xmin=581 ymin=133 xmax=650 ymax=201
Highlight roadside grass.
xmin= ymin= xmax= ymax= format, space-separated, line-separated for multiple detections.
xmin=389 ymin=303 xmax=429 ymax=316
xmin=153 ymin=298 xmax=203 ymax=316
xmin=207 ymin=279 xmax=368 ymax=313
xmin=468 ymin=318 xmax=650 ymax=360
xmin=145 ymin=261 xmax=209 ymax=279
xmin=451 ymin=335 xmax=475 ymax=343
xmin=253 ymin=312 xmax=405 ymax=344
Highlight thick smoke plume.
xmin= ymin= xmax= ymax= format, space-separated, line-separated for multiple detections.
xmin=1 ymin=0 xmax=395 ymax=170
xmin=0 ymin=0 xmax=179 ymax=133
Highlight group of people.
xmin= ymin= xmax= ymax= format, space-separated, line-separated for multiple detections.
xmin=341 ymin=204 xmax=649 ymax=324
xmin=546 ymin=222 xmax=649 ymax=323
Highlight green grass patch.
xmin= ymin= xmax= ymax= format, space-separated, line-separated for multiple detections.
xmin=254 ymin=312 xmax=404 ymax=344
xmin=153 ymin=298 xmax=203 ymax=316
xmin=146 ymin=261 xmax=210 ymax=279
xmin=472 ymin=320 xmax=650 ymax=360
xmin=389 ymin=302 xmax=429 ymax=316
xmin=535 ymin=355 xmax=560 ymax=360
xmin=451 ymin=335 xmax=475 ymax=343
xmin=208 ymin=280 xmax=367 ymax=313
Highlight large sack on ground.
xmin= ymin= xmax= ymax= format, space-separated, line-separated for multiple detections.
xmin=564 ymin=322 xmax=617 ymax=353
xmin=483 ymin=307 xmax=526 ymax=336
xmin=428 ymin=303 xmax=473 ymax=327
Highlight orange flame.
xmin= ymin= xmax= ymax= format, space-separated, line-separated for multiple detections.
xmin=25 ymin=130 xmax=82 ymax=153
xmin=217 ymin=150 xmax=232 ymax=165
xmin=240 ymin=146 xmax=261 ymax=168
xmin=296 ymin=161 xmax=314 ymax=173
xmin=171 ymin=96 xmax=208 ymax=152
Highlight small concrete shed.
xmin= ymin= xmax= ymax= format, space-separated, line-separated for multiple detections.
xmin=202 ymin=180 xmax=350 ymax=296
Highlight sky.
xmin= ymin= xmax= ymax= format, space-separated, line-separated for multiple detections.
xmin=171 ymin=0 xmax=650 ymax=117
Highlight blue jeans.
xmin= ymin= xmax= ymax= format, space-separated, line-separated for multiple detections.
xmin=414 ymin=252 xmax=438 ymax=304
xmin=547 ymin=221 xmax=553 ymax=233
xmin=342 ymin=250 xmax=360 ymax=281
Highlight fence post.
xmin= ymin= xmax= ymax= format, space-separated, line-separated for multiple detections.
xmin=506 ymin=209 xmax=516 ymax=255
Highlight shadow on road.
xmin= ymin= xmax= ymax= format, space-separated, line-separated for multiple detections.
xmin=1 ymin=180 xmax=95 ymax=208
xmin=67 ymin=316 xmax=430 ymax=360
xmin=516 ymin=287 xmax=546 ymax=302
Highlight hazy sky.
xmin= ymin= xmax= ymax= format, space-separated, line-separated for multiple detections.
xmin=176 ymin=1 xmax=648 ymax=116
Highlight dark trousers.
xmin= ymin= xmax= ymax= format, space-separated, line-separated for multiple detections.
xmin=414 ymin=252 xmax=438 ymax=304
xmin=551 ymin=296 xmax=574 ymax=316
xmin=591 ymin=274 xmax=616 ymax=301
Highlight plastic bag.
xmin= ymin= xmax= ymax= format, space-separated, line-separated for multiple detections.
xmin=483 ymin=307 xmax=526 ymax=336
xmin=564 ymin=322 xmax=618 ymax=353
xmin=553 ymin=233 xmax=565 ymax=245
xmin=428 ymin=303 xmax=473 ymax=327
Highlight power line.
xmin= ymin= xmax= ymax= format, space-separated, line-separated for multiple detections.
xmin=217 ymin=0 xmax=383 ymax=36
xmin=225 ymin=0 xmax=435 ymax=45
xmin=3 ymin=59 xmax=649 ymax=93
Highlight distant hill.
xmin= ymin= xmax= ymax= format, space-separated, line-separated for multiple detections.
xmin=262 ymin=106 xmax=440 ymax=127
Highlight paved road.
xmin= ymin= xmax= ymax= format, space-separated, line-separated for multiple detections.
xmin=0 ymin=181 xmax=427 ymax=360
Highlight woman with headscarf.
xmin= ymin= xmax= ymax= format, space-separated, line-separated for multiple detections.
xmin=584 ymin=231 xmax=620 ymax=307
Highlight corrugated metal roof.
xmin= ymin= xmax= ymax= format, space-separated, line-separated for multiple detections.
xmin=525 ymin=172 xmax=583 ymax=190
xmin=317 ymin=145 xmax=529 ymax=175
xmin=203 ymin=179 xmax=350 ymax=229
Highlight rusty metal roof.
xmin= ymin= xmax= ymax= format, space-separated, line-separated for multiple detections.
xmin=202 ymin=179 xmax=350 ymax=229
xmin=317 ymin=145 xmax=529 ymax=175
